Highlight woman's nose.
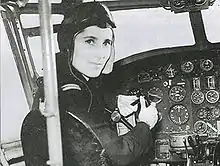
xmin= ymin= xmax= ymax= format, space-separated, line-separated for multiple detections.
xmin=97 ymin=54 xmax=107 ymax=62
xmin=95 ymin=49 xmax=109 ymax=61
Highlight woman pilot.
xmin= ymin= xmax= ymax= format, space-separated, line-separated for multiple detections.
xmin=21 ymin=2 xmax=159 ymax=166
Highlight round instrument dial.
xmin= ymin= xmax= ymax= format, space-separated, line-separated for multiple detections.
xmin=194 ymin=121 xmax=207 ymax=134
xmin=200 ymin=59 xmax=214 ymax=71
xmin=197 ymin=106 xmax=220 ymax=121
xmin=205 ymin=90 xmax=219 ymax=104
xmin=169 ymin=86 xmax=186 ymax=102
xmin=138 ymin=72 xmax=152 ymax=83
xmin=148 ymin=87 xmax=163 ymax=103
xmin=211 ymin=107 xmax=220 ymax=120
xmin=191 ymin=91 xmax=205 ymax=104
xmin=181 ymin=61 xmax=194 ymax=73
xmin=169 ymin=105 xmax=189 ymax=125
xmin=197 ymin=107 xmax=207 ymax=120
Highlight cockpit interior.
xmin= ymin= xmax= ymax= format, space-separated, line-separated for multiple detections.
xmin=105 ymin=47 xmax=220 ymax=164
xmin=1 ymin=0 xmax=220 ymax=166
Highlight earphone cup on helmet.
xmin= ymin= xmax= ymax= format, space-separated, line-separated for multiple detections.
xmin=57 ymin=27 xmax=74 ymax=52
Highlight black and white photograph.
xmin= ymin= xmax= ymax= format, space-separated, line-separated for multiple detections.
xmin=1 ymin=0 xmax=220 ymax=165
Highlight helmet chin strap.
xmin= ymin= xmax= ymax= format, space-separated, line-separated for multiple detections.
xmin=66 ymin=31 xmax=81 ymax=68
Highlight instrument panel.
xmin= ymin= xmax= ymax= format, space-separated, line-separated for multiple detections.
xmin=119 ymin=52 xmax=220 ymax=133
xmin=109 ymin=50 xmax=220 ymax=163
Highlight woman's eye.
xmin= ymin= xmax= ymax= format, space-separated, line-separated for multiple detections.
xmin=103 ymin=40 xmax=112 ymax=46
xmin=85 ymin=39 xmax=95 ymax=45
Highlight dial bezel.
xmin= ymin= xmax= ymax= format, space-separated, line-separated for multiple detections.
xmin=181 ymin=61 xmax=194 ymax=73
xmin=205 ymin=90 xmax=219 ymax=104
xmin=169 ymin=104 xmax=190 ymax=125
xmin=191 ymin=91 xmax=205 ymax=105
xmin=169 ymin=86 xmax=186 ymax=102
xmin=194 ymin=120 xmax=208 ymax=134
xmin=200 ymin=59 xmax=214 ymax=71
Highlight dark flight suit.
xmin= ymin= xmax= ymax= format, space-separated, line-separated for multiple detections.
xmin=21 ymin=54 xmax=153 ymax=166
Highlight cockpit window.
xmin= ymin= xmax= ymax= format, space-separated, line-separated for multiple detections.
xmin=22 ymin=7 xmax=195 ymax=74
xmin=112 ymin=8 xmax=195 ymax=61
xmin=20 ymin=14 xmax=63 ymax=28
xmin=28 ymin=35 xmax=59 ymax=76
xmin=20 ymin=14 xmax=63 ymax=76
xmin=202 ymin=0 xmax=220 ymax=43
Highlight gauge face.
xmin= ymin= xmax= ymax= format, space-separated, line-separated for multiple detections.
xmin=148 ymin=87 xmax=163 ymax=103
xmin=205 ymin=90 xmax=219 ymax=104
xmin=169 ymin=86 xmax=186 ymax=102
xmin=191 ymin=91 xmax=205 ymax=104
xmin=197 ymin=107 xmax=220 ymax=121
xmin=181 ymin=61 xmax=194 ymax=73
xmin=197 ymin=107 xmax=207 ymax=120
xmin=138 ymin=71 xmax=152 ymax=83
xmin=211 ymin=107 xmax=220 ymax=120
xmin=194 ymin=121 xmax=207 ymax=134
xmin=169 ymin=105 xmax=189 ymax=125
xmin=200 ymin=59 xmax=214 ymax=71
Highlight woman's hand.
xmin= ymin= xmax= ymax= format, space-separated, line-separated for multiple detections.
xmin=138 ymin=96 xmax=159 ymax=129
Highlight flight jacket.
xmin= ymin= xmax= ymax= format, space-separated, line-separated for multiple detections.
xmin=21 ymin=53 xmax=153 ymax=166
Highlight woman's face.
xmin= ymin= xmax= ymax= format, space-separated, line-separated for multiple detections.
xmin=72 ymin=26 xmax=113 ymax=78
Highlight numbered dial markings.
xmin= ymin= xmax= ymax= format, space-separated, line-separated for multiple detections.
xmin=200 ymin=59 xmax=214 ymax=71
xmin=197 ymin=107 xmax=207 ymax=120
xmin=194 ymin=121 xmax=207 ymax=134
xmin=205 ymin=90 xmax=219 ymax=104
xmin=169 ymin=105 xmax=189 ymax=125
xmin=191 ymin=91 xmax=205 ymax=104
xmin=211 ymin=107 xmax=220 ymax=119
xmin=169 ymin=86 xmax=186 ymax=102
xmin=181 ymin=61 xmax=194 ymax=73
xmin=197 ymin=107 xmax=220 ymax=121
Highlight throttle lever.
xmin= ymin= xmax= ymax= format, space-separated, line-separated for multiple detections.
xmin=195 ymin=135 xmax=204 ymax=161
xmin=184 ymin=137 xmax=193 ymax=166
xmin=188 ymin=136 xmax=196 ymax=147
xmin=188 ymin=136 xmax=197 ymax=154
xmin=195 ymin=135 xmax=201 ymax=145
xmin=188 ymin=136 xmax=199 ymax=161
